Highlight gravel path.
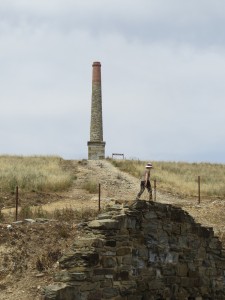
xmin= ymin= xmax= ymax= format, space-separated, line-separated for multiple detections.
xmin=74 ymin=160 xmax=189 ymax=204
xmin=73 ymin=160 xmax=225 ymax=239
xmin=33 ymin=159 xmax=225 ymax=239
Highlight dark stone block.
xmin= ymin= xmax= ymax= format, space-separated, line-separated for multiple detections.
xmin=105 ymin=240 xmax=117 ymax=247
xmin=127 ymin=296 xmax=143 ymax=300
xmin=191 ymin=224 xmax=202 ymax=235
xmin=87 ymin=290 xmax=102 ymax=300
xmin=93 ymin=268 xmax=114 ymax=276
xmin=129 ymin=200 xmax=149 ymax=210
xmin=43 ymin=285 xmax=81 ymax=300
xmin=136 ymin=280 xmax=148 ymax=291
xmin=117 ymin=247 xmax=131 ymax=256
xmin=132 ymin=249 xmax=139 ymax=256
xmin=170 ymin=208 xmax=184 ymax=222
xmin=101 ymin=257 xmax=117 ymax=268
xmin=114 ymin=271 xmax=129 ymax=281
xmin=81 ymin=253 xmax=99 ymax=267
xmin=201 ymin=227 xmax=213 ymax=238
xmin=102 ymin=287 xmax=118 ymax=298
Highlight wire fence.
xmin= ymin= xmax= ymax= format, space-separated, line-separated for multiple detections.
xmin=12 ymin=176 xmax=203 ymax=221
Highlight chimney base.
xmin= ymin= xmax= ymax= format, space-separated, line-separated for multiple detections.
xmin=87 ymin=141 xmax=106 ymax=160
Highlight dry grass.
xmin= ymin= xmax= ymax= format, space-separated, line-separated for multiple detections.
xmin=0 ymin=155 xmax=74 ymax=193
xmin=18 ymin=205 xmax=100 ymax=223
xmin=110 ymin=159 xmax=225 ymax=198
xmin=81 ymin=180 xmax=99 ymax=194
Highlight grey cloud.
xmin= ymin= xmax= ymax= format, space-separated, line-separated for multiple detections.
xmin=1 ymin=1 xmax=225 ymax=46
xmin=0 ymin=0 xmax=225 ymax=162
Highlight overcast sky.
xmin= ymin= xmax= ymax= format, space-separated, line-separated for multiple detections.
xmin=1 ymin=0 xmax=225 ymax=163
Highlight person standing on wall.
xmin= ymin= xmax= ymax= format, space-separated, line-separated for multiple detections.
xmin=136 ymin=163 xmax=153 ymax=200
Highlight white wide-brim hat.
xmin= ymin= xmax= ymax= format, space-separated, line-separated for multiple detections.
xmin=145 ymin=163 xmax=153 ymax=168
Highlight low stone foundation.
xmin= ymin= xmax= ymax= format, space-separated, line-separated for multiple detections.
xmin=41 ymin=200 xmax=225 ymax=300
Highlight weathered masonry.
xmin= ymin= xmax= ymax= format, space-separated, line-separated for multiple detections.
xmin=42 ymin=201 xmax=225 ymax=300
xmin=87 ymin=62 xmax=106 ymax=160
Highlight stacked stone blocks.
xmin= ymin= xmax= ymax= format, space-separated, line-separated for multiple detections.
xmin=42 ymin=201 xmax=225 ymax=300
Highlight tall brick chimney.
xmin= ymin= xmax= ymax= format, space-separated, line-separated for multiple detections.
xmin=87 ymin=62 xmax=106 ymax=160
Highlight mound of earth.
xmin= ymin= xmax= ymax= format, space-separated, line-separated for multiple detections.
xmin=0 ymin=159 xmax=225 ymax=299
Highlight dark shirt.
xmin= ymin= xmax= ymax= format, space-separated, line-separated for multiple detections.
xmin=141 ymin=169 xmax=150 ymax=181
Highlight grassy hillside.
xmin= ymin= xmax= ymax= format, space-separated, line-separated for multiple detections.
xmin=1 ymin=155 xmax=224 ymax=200
xmin=0 ymin=155 xmax=74 ymax=193
xmin=110 ymin=159 xmax=225 ymax=199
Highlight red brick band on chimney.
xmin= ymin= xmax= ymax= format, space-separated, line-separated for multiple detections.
xmin=92 ymin=62 xmax=101 ymax=83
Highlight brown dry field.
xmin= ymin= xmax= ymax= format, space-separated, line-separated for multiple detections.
xmin=0 ymin=159 xmax=225 ymax=300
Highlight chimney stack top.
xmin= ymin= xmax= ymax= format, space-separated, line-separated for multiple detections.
xmin=92 ymin=61 xmax=101 ymax=67
xmin=92 ymin=61 xmax=101 ymax=82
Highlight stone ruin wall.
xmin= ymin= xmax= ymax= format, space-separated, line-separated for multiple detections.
xmin=42 ymin=200 xmax=225 ymax=300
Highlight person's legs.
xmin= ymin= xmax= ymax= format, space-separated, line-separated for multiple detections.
xmin=146 ymin=180 xmax=153 ymax=200
xmin=136 ymin=181 xmax=145 ymax=199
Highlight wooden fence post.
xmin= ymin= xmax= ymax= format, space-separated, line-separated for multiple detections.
xmin=15 ymin=186 xmax=19 ymax=221
xmin=198 ymin=176 xmax=201 ymax=204
xmin=98 ymin=183 xmax=101 ymax=211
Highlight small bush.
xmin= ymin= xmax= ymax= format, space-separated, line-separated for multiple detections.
xmin=36 ymin=249 xmax=62 ymax=271
xmin=55 ymin=223 xmax=71 ymax=238
xmin=53 ymin=207 xmax=99 ymax=222
xmin=78 ymin=159 xmax=88 ymax=166
xmin=82 ymin=181 xmax=98 ymax=194
xmin=80 ymin=208 xmax=99 ymax=221
xmin=17 ymin=205 xmax=49 ymax=220
xmin=53 ymin=207 xmax=77 ymax=222
xmin=33 ymin=206 xmax=48 ymax=219
xmin=19 ymin=205 xmax=33 ymax=219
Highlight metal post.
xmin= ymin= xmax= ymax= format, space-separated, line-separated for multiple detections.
xmin=98 ymin=183 xmax=101 ymax=211
xmin=198 ymin=176 xmax=200 ymax=204
xmin=154 ymin=179 xmax=156 ymax=202
xmin=15 ymin=186 xmax=19 ymax=221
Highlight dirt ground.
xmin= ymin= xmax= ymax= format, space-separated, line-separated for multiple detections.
xmin=1 ymin=159 xmax=225 ymax=300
